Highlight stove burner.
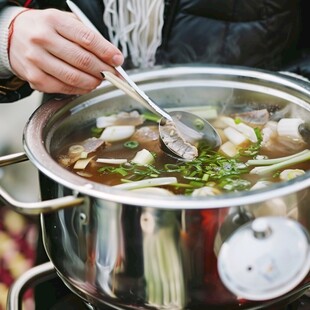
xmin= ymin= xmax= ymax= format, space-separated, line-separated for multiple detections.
xmin=7 ymin=262 xmax=310 ymax=310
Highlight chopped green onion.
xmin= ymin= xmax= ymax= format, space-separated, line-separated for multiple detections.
xmin=219 ymin=178 xmax=251 ymax=191
xmin=189 ymin=180 xmax=205 ymax=188
xmin=171 ymin=182 xmax=194 ymax=188
xmin=123 ymin=140 xmax=139 ymax=149
xmin=234 ymin=117 xmax=242 ymax=124
xmin=194 ymin=118 xmax=205 ymax=130
xmin=91 ymin=127 xmax=104 ymax=136
xmin=113 ymin=168 xmax=129 ymax=176
xmin=145 ymin=164 xmax=161 ymax=175
xmin=164 ymin=164 xmax=181 ymax=172
xmin=183 ymin=176 xmax=203 ymax=181
xmin=142 ymin=112 xmax=161 ymax=122
xmin=98 ymin=166 xmax=129 ymax=176
xmin=202 ymin=174 xmax=209 ymax=181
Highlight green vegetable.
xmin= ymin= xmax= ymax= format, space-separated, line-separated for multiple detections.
xmin=238 ymin=128 xmax=262 ymax=156
xmin=250 ymin=149 xmax=310 ymax=176
xmin=97 ymin=143 xmax=253 ymax=193
xmin=247 ymin=149 xmax=310 ymax=166
xmin=91 ymin=126 xmax=104 ymax=136
xmin=194 ymin=118 xmax=205 ymax=130
xmin=123 ymin=140 xmax=139 ymax=149
xmin=219 ymin=177 xmax=251 ymax=191
xmin=112 ymin=177 xmax=177 ymax=190
xmin=234 ymin=117 xmax=242 ymax=124
xmin=142 ymin=112 xmax=161 ymax=122
xmin=98 ymin=165 xmax=129 ymax=176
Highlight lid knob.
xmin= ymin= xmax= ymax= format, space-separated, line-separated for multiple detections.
xmin=252 ymin=218 xmax=272 ymax=239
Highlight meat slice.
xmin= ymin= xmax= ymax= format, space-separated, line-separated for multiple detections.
xmin=160 ymin=120 xmax=198 ymax=160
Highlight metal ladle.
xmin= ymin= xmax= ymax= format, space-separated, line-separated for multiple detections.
xmin=66 ymin=0 xmax=221 ymax=160
xmin=101 ymin=71 xmax=221 ymax=160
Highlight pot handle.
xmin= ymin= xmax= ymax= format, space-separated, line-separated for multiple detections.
xmin=0 ymin=152 xmax=28 ymax=167
xmin=6 ymin=261 xmax=56 ymax=310
xmin=0 ymin=152 xmax=84 ymax=215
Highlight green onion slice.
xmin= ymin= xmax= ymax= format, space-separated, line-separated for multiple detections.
xmin=123 ymin=140 xmax=139 ymax=149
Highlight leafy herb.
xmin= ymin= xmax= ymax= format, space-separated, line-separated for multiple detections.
xmin=97 ymin=143 xmax=252 ymax=193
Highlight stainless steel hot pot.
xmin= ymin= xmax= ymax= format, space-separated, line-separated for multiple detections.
xmin=1 ymin=66 xmax=310 ymax=310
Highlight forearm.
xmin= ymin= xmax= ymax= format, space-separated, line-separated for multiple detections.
xmin=0 ymin=1 xmax=123 ymax=103
xmin=0 ymin=6 xmax=28 ymax=77
xmin=0 ymin=0 xmax=60 ymax=103
xmin=0 ymin=4 xmax=34 ymax=102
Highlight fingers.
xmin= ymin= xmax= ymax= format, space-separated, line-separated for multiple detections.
xmin=12 ymin=51 xmax=100 ymax=94
xmin=24 ymin=48 xmax=102 ymax=94
xmin=41 ymin=27 xmax=117 ymax=80
xmin=9 ymin=38 xmax=102 ymax=94
xmin=52 ymin=10 xmax=124 ymax=68
xmin=8 ymin=9 xmax=124 ymax=94
xmin=29 ymin=73 xmax=94 ymax=95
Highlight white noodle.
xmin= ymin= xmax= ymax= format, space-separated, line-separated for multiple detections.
xmin=102 ymin=0 xmax=165 ymax=68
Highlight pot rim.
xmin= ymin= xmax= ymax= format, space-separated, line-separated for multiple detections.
xmin=23 ymin=65 xmax=310 ymax=209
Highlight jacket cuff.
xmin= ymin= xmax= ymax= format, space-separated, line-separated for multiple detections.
xmin=0 ymin=6 xmax=26 ymax=78
xmin=0 ymin=75 xmax=33 ymax=103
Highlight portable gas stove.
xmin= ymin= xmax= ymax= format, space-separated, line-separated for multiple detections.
xmin=6 ymin=261 xmax=310 ymax=310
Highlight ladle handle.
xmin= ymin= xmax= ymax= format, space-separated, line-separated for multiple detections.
xmin=66 ymin=0 xmax=172 ymax=121
xmin=100 ymin=71 xmax=153 ymax=108
xmin=114 ymin=66 xmax=172 ymax=120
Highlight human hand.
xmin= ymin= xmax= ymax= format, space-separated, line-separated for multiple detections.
xmin=8 ymin=9 xmax=124 ymax=95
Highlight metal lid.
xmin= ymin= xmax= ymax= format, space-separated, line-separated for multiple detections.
xmin=218 ymin=217 xmax=310 ymax=301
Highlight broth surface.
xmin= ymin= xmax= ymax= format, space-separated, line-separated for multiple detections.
xmin=55 ymin=108 xmax=310 ymax=196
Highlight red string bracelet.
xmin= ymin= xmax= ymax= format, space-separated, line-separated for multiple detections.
xmin=7 ymin=8 xmax=31 ymax=59
xmin=24 ymin=0 xmax=33 ymax=7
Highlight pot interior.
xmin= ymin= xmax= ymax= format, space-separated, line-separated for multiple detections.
xmin=23 ymin=65 xmax=310 ymax=208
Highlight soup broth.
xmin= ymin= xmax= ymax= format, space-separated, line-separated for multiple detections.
xmin=54 ymin=107 xmax=310 ymax=196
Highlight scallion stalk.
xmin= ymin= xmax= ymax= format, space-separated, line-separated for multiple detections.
xmin=142 ymin=112 xmax=161 ymax=122
xmin=250 ymin=150 xmax=310 ymax=176
xmin=113 ymin=177 xmax=177 ymax=190
xmin=247 ymin=149 xmax=310 ymax=166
